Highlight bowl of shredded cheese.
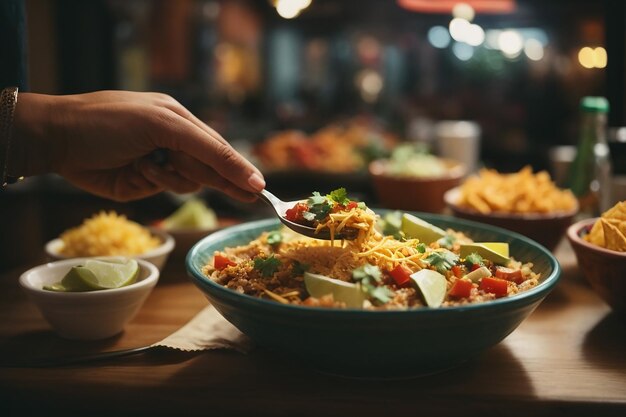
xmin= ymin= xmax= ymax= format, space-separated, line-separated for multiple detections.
xmin=45 ymin=211 xmax=175 ymax=270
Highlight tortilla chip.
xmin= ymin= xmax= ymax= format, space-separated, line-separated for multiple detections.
xmin=600 ymin=218 xmax=626 ymax=252
xmin=585 ymin=219 xmax=605 ymax=246
xmin=601 ymin=201 xmax=626 ymax=221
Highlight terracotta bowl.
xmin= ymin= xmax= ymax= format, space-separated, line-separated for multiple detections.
xmin=444 ymin=187 xmax=578 ymax=251
xmin=567 ymin=218 xmax=626 ymax=314
xmin=369 ymin=159 xmax=465 ymax=213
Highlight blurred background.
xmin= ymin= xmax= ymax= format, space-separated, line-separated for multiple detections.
xmin=1 ymin=0 xmax=623 ymax=269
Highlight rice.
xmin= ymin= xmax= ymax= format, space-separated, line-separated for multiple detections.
xmin=204 ymin=227 xmax=541 ymax=310
xmin=59 ymin=211 xmax=161 ymax=257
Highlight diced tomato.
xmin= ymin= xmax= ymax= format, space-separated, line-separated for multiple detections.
xmin=389 ymin=264 xmax=412 ymax=287
xmin=285 ymin=202 xmax=309 ymax=223
xmin=214 ymin=254 xmax=236 ymax=270
xmin=346 ymin=201 xmax=359 ymax=210
xmin=479 ymin=276 xmax=509 ymax=297
xmin=451 ymin=265 xmax=464 ymax=278
xmin=448 ymin=279 xmax=473 ymax=299
xmin=495 ymin=267 xmax=524 ymax=284
xmin=470 ymin=263 xmax=482 ymax=271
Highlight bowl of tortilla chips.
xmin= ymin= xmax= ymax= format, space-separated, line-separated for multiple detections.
xmin=445 ymin=166 xmax=578 ymax=250
xmin=567 ymin=201 xmax=626 ymax=313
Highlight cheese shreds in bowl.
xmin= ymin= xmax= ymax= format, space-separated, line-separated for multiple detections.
xmin=59 ymin=211 xmax=161 ymax=257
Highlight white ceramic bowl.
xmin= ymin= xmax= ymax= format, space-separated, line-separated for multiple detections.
xmin=44 ymin=227 xmax=175 ymax=271
xmin=19 ymin=257 xmax=159 ymax=340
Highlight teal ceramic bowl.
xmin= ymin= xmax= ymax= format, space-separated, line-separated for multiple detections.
xmin=186 ymin=212 xmax=561 ymax=378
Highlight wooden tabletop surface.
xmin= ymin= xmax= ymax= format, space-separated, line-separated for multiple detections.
xmin=1 ymin=241 xmax=625 ymax=417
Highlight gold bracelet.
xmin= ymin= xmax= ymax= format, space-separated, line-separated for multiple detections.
xmin=0 ymin=87 xmax=22 ymax=188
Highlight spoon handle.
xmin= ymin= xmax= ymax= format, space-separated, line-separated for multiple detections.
xmin=257 ymin=189 xmax=284 ymax=215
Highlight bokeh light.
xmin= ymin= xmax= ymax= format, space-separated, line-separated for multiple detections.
xmin=452 ymin=3 xmax=475 ymax=21
xmin=498 ymin=30 xmax=523 ymax=57
xmin=427 ymin=26 xmax=451 ymax=49
xmin=524 ymin=38 xmax=544 ymax=61
xmin=452 ymin=42 xmax=474 ymax=61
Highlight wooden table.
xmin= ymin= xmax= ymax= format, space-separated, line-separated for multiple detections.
xmin=1 ymin=242 xmax=624 ymax=417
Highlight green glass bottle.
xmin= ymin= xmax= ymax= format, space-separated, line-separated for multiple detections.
xmin=567 ymin=96 xmax=611 ymax=217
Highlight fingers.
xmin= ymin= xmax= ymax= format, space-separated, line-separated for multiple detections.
xmin=167 ymin=151 xmax=258 ymax=202
xmin=136 ymin=156 xmax=202 ymax=195
xmin=145 ymin=103 xmax=266 ymax=196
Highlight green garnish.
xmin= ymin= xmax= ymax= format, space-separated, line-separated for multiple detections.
xmin=308 ymin=191 xmax=326 ymax=206
xmin=253 ymin=255 xmax=282 ymax=277
xmin=303 ymin=191 xmax=332 ymax=222
xmin=464 ymin=252 xmax=484 ymax=267
xmin=437 ymin=234 xmax=457 ymax=249
xmin=379 ymin=211 xmax=405 ymax=240
xmin=416 ymin=243 xmax=427 ymax=253
xmin=327 ymin=187 xmax=350 ymax=205
xmin=292 ymin=260 xmax=309 ymax=276
xmin=424 ymin=250 xmax=459 ymax=274
xmin=267 ymin=230 xmax=282 ymax=246
xmin=352 ymin=264 xmax=395 ymax=304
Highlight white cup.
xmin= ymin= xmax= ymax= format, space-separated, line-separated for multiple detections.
xmin=435 ymin=121 xmax=481 ymax=174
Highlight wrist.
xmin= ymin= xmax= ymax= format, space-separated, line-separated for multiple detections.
xmin=10 ymin=92 xmax=58 ymax=177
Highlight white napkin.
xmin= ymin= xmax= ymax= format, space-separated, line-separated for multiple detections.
xmin=151 ymin=305 xmax=253 ymax=353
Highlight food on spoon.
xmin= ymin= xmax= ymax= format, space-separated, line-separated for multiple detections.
xmin=44 ymin=258 xmax=139 ymax=292
xmin=284 ymin=187 xmax=376 ymax=244
xmin=455 ymin=166 xmax=577 ymax=214
xmin=59 ymin=211 xmax=161 ymax=257
xmin=584 ymin=201 xmax=626 ymax=252
xmin=203 ymin=192 xmax=540 ymax=310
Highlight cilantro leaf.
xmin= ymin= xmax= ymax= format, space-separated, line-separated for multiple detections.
xmin=352 ymin=264 xmax=382 ymax=282
xmin=437 ymin=234 xmax=457 ymax=249
xmin=416 ymin=243 xmax=427 ymax=253
xmin=303 ymin=191 xmax=333 ymax=222
xmin=327 ymin=187 xmax=350 ymax=205
xmin=303 ymin=202 xmax=331 ymax=222
xmin=291 ymin=261 xmax=309 ymax=276
xmin=379 ymin=211 xmax=405 ymax=240
xmin=464 ymin=252 xmax=484 ymax=267
xmin=424 ymin=250 xmax=459 ymax=274
xmin=267 ymin=230 xmax=282 ymax=246
xmin=253 ymin=255 xmax=282 ymax=277
xmin=307 ymin=191 xmax=326 ymax=206
xmin=352 ymin=264 xmax=394 ymax=305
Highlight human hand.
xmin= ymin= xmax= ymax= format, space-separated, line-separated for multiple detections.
xmin=10 ymin=91 xmax=265 ymax=201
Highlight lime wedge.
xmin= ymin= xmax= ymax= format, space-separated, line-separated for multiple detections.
xmin=81 ymin=258 xmax=139 ymax=289
xmin=44 ymin=258 xmax=140 ymax=292
xmin=304 ymin=272 xmax=367 ymax=308
xmin=162 ymin=198 xmax=217 ymax=230
xmin=410 ymin=269 xmax=447 ymax=308
xmin=460 ymin=243 xmax=510 ymax=265
xmin=401 ymin=213 xmax=446 ymax=244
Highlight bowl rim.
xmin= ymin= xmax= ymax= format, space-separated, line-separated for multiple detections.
xmin=566 ymin=217 xmax=626 ymax=258
xmin=186 ymin=215 xmax=562 ymax=317
xmin=20 ymin=257 xmax=160 ymax=297
xmin=45 ymin=226 xmax=175 ymax=260
xmin=368 ymin=158 xmax=466 ymax=182
xmin=443 ymin=186 xmax=579 ymax=220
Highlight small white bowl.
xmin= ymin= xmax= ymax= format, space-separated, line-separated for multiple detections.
xmin=45 ymin=227 xmax=175 ymax=271
xmin=19 ymin=257 xmax=159 ymax=340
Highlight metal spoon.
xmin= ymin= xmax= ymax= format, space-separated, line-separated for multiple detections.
xmin=257 ymin=189 xmax=358 ymax=240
